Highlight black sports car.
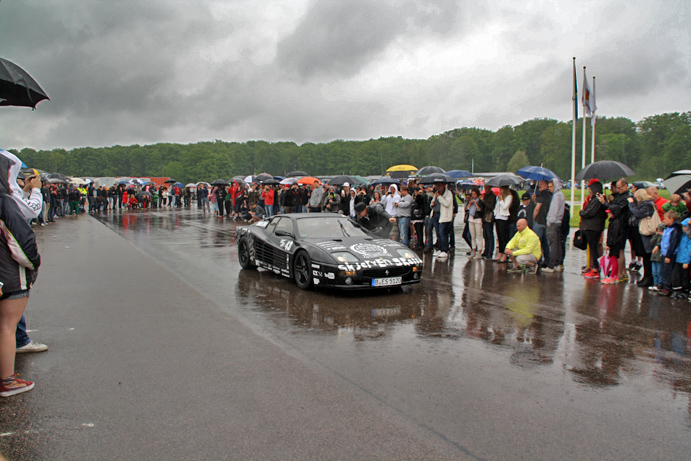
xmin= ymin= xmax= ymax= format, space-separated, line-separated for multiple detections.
xmin=235 ymin=213 xmax=423 ymax=290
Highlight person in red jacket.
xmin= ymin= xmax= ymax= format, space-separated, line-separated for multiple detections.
xmin=261 ymin=185 xmax=275 ymax=217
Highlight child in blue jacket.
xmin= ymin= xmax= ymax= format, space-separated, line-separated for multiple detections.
xmin=657 ymin=210 xmax=683 ymax=297
xmin=672 ymin=218 xmax=691 ymax=299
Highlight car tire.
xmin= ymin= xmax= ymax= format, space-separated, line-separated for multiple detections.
xmin=238 ymin=238 xmax=256 ymax=270
xmin=293 ymin=251 xmax=313 ymax=290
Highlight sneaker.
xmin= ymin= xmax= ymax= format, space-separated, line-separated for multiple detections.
xmin=508 ymin=265 xmax=526 ymax=273
xmin=16 ymin=341 xmax=48 ymax=354
xmin=628 ymin=261 xmax=637 ymax=271
xmin=528 ymin=264 xmax=540 ymax=275
xmin=581 ymin=266 xmax=589 ymax=274
xmin=472 ymin=253 xmax=482 ymax=260
xmin=603 ymin=277 xmax=619 ymax=284
xmin=433 ymin=250 xmax=441 ymax=257
xmin=620 ymin=273 xmax=629 ymax=282
xmin=0 ymin=375 xmax=34 ymax=398
xmin=555 ymin=265 xmax=564 ymax=272
xmin=635 ymin=260 xmax=643 ymax=271
xmin=542 ymin=267 xmax=555 ymax=273
xmin=658 ymin=289 xmax=672 ymax=297
xmin=585 ymin=269 xmax=600 ymax=279
xmin=436 ymin=252 xmax=448 ymax=259
xmin=648 ymin=285 xmax=660 ymax=291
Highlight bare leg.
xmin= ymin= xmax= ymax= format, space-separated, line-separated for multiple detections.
xmin=0 ymin=297 xmax=29 ymax=378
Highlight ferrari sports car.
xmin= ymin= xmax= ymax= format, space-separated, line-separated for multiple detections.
xmin=235 ymin=213 xmax=423 ymax=290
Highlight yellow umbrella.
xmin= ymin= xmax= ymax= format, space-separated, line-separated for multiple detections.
xmin=385 ymin=164 xmax=418 ymax=178
xmin=386 ymin=164 xmax=418 ymax=172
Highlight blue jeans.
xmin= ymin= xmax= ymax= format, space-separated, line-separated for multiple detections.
xmin=16 ymin=315 xmax=30 ymax=348
xmin=439 ymin=221 xmax=451 ymax=253
xmin=424 ymin=216 xmax=434 ymax=248
xmin=532 ymin=223 xmax=550 ymax=266
xmin=652 ymin=261 xmax=663 ymax=285
xmin=398 ymin=216 xmax=411 ymax=246
xmin=200 ymin=197 xmax=210 ymax=212
xmin=265 ymin=205 xmax=274 ymax=217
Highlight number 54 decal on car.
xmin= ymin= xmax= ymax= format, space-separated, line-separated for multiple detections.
xmin=279 ymin=239 xmax=294 ymax=251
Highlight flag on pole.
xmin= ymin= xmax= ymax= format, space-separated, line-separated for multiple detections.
xmin=582 ymin=68 xmax=592 ymax=116
xmin=590 ymin=76 xmax=597 ymax=126
xmin=573 ymin=59 xmax=578 ymax=120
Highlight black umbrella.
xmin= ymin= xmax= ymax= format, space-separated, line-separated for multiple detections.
xmin=575 ymin=160 xmax=635 ymax=181
xmin=0 ymin=57 xmax=49 ymax=108
xmin=416 ymin=166 xmax=446 ymax=176
xmin=287 ymin=170 xmax=309 ymax=178
xmin=48 ymin=178 xmax=67 ymax=184
xmin=164 ymin=179 xmax=176 ymax=184
xmin=254 ymin=173 xmax=273 ymax=183
xmin=663 ymin=170 xmax=691 ymax=195
xmin=485 ymin=174 xmax=523 ymax=187
xmin=260 ymin=179 xmax=281 ymax=185
xmin=418 ymin=174 xmax=455 ymax=185
xmin=369 ymin=177 xmax=401 ymax=186
xmin=327 ymin=175 xmax=358 ymax=186
xmin=136 ymin=191 xmax=152 ymax=200
xmin=211 ymin=179 xmax=229 ymax=186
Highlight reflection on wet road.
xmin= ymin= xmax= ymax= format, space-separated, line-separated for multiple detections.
xmin=97 ymin=208 xmax=691 ymax=459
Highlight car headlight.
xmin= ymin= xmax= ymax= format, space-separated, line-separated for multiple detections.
xmin=396 ymin=249 xmax=416 ymax=259
xmin=333 ymin=252 xmax=359 ymax=263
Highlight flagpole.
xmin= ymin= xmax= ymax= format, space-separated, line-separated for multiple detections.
xmin=571 ymin=57 xmax=577 ymax=210
xmin=591 ymin=76 xmax=596 ymax=164
xmin=581 ymin=66 xmax=587 ymax=207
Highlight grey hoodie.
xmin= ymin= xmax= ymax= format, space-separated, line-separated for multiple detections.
xmin=547 ymin=179 xmax=565 ymax=226
xmin=309 ymin=185 xmax=324 ymax=207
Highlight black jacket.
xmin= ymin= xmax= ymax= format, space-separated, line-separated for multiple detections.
xmin=357 ymin=204 xmax=393 ymax=238
xmin=0 ymin=195 xmax=40 ymax=293
xmin=580 ymin=196 xmax=607 ymax=232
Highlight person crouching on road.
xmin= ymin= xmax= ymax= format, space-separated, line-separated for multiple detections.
xmin=0 ymin=155 xmax=41 ymax=397
xmin=505 ymin=218 xmax=542 ymax=274
xmin=354 ymin=202 xmax=396 ymax=239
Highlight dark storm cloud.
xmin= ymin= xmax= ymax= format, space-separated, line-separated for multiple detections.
xmin=0 ymin=0 xmax=225 ymax=146
xmin=276 ymin=0 xmax=461 ymax=79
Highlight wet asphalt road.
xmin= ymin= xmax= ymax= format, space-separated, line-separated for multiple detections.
xmin=3 ymin=206 xmax=691 ymax=459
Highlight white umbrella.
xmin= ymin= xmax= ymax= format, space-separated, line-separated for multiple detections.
xmin=69 ymin=177 xmax=87 ymax=185
xmin=280 ymin=177 xmax=299 ymax=185
xmin=243 ymin=175 xmax=253 ymax=184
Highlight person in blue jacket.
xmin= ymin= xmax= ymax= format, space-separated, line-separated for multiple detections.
xmin=671 ymin=217 xmax=691 ymax=299
xmin=657 ymin=210 xmax=683 ymax=296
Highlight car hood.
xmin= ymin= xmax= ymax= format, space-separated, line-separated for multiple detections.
xmin=303 ymin=237 xmax=419 ymax=262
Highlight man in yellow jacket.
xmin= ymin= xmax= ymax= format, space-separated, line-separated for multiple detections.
xmin=505 ymin=218 xmax=542 ymax=274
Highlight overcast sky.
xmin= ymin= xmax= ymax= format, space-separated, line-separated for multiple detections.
xmin=0 ymin=0 xmax=689 ymax=151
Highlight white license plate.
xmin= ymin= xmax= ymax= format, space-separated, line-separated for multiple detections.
xmin=372 ymin=277 xmax=402 ymax=287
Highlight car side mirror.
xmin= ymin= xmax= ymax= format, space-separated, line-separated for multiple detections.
xmin=275 ymin=230 xmax=293 ymax=238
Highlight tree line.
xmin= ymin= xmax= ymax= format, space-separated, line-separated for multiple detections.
xmin=9 ymin=112 xmax=690 ymax=185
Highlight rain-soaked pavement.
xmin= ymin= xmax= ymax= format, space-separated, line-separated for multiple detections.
xmin=3 ymin=206 xmax=691 ymax=459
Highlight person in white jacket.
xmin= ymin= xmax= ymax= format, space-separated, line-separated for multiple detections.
xmin=432 ymin=181 xmax=454 ymax=259
xmin=1 ymin=150 xmax=42 ymax=221
xmin=494 ymin=185 xmax=513 ymax=263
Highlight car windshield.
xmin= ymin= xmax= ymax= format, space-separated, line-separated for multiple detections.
xmin=296 ymin=217 xmax=370 ymax=238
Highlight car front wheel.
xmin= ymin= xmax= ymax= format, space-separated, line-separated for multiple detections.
xmin=238 ymin=238 xmax=256 ymax=270
xmin=293 ymin=251 xmax=313 ymax=290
